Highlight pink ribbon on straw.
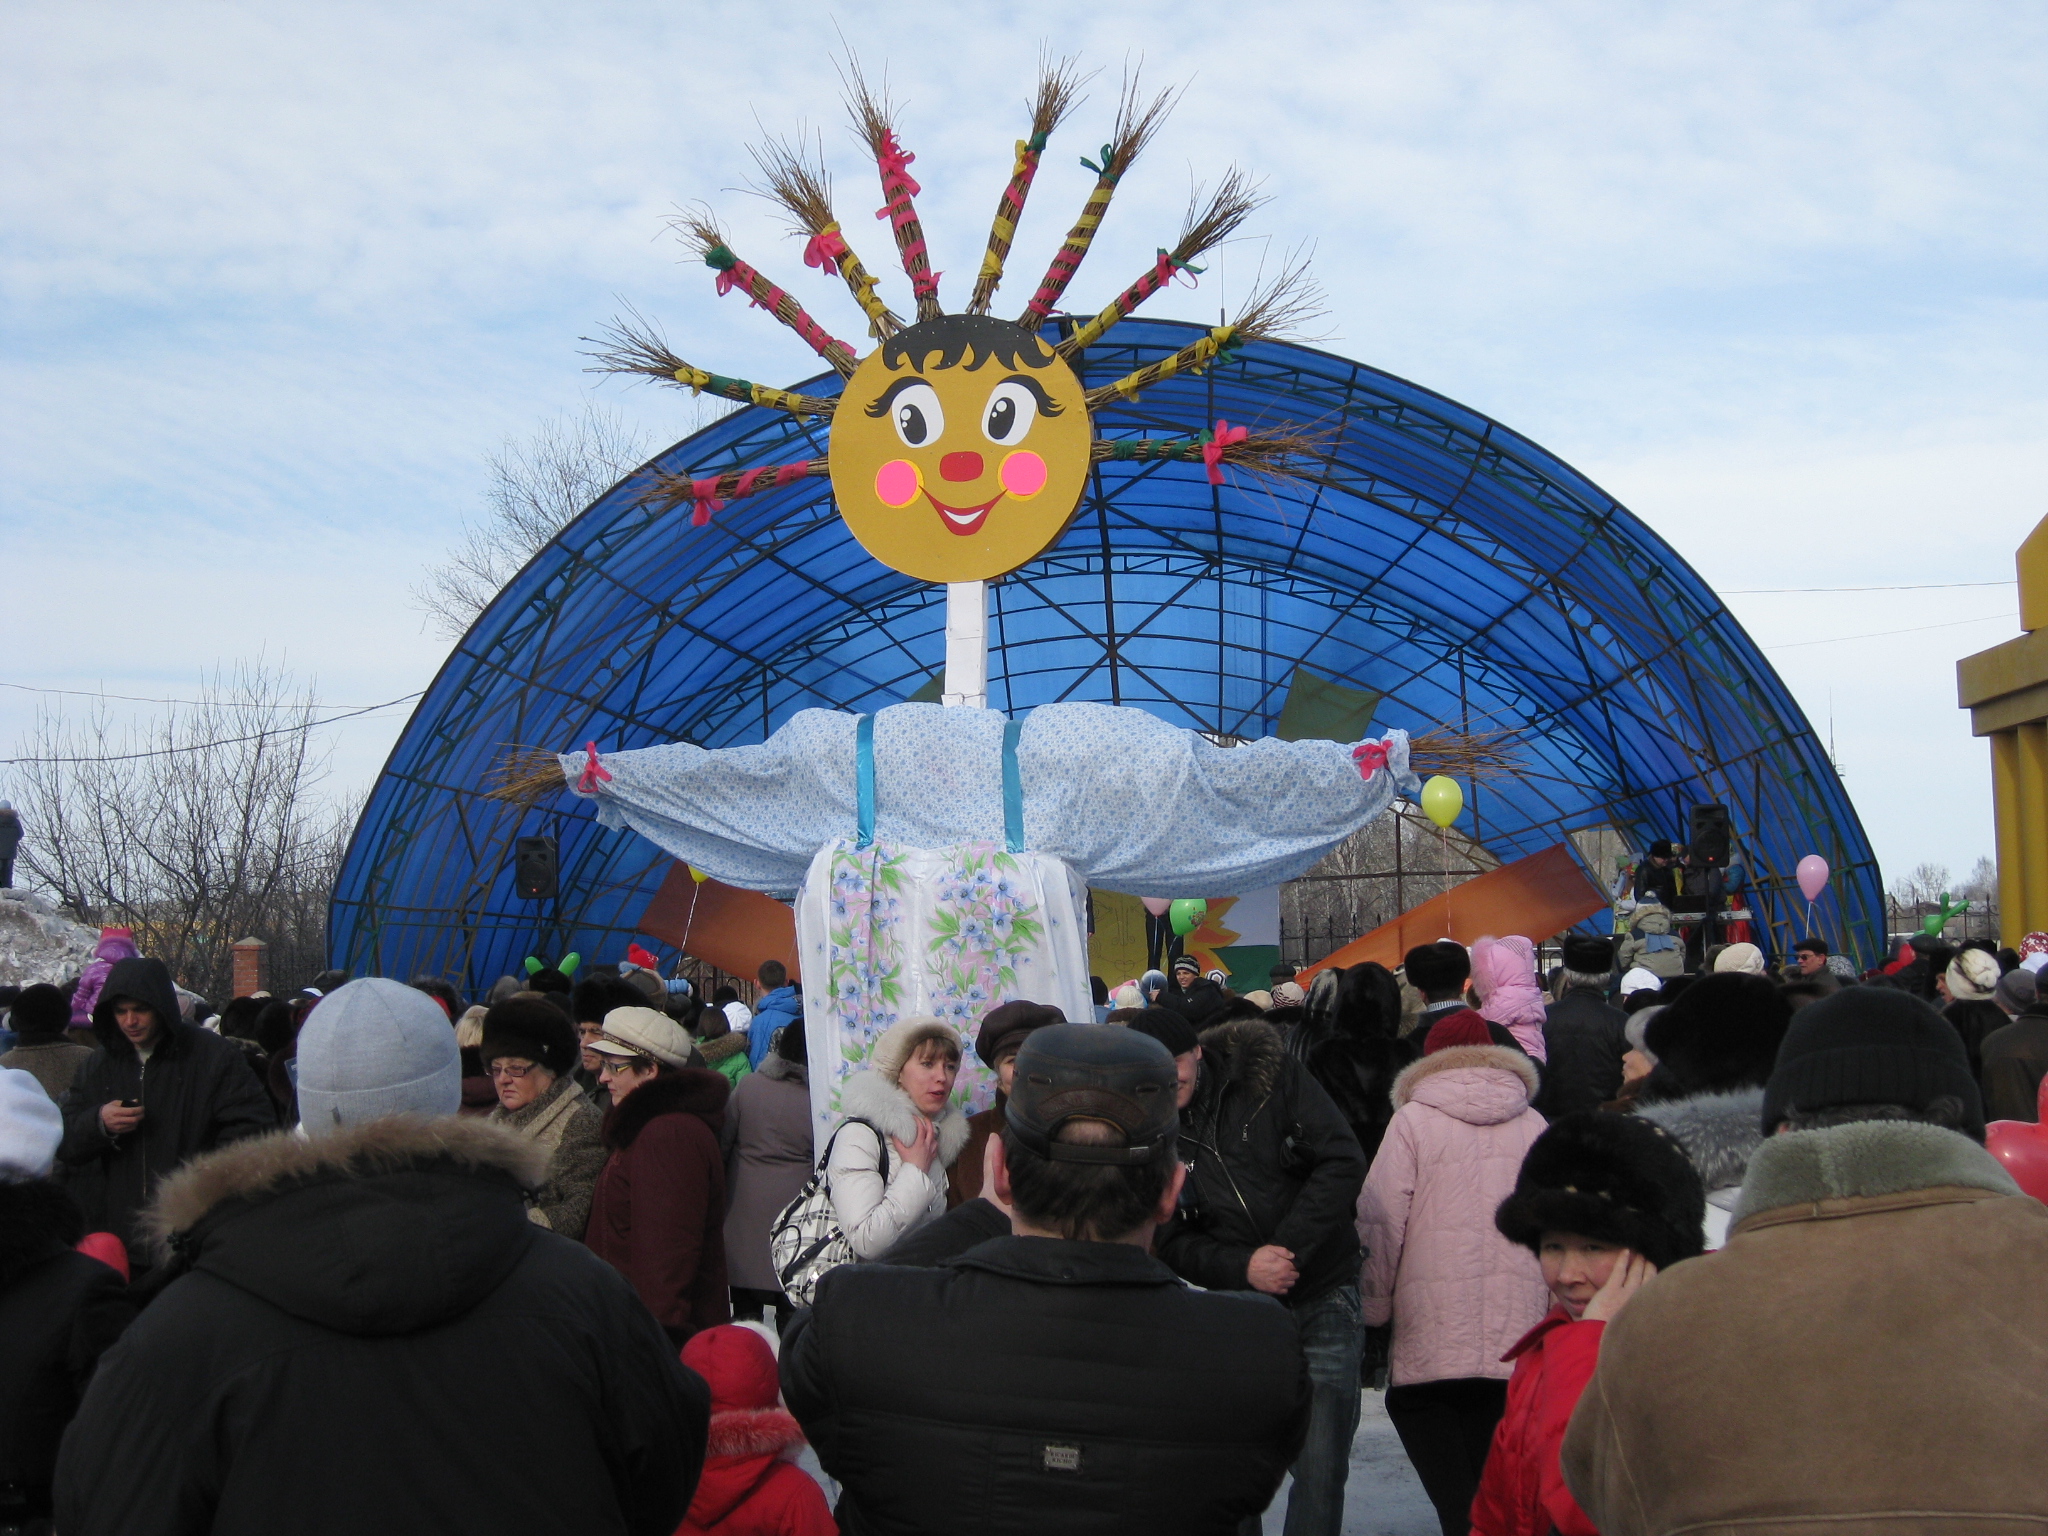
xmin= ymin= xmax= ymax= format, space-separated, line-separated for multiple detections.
xmin=689 ymin=479 xmax=725 ymax=528
xmin=576 ymin=742 xmax=612 ymax=794
xmin=1202 ymin=420 xmax=1249 ymax=486
xmin=803 ymin=228 xmax=849 ymax=273
xmin=876 ymin=133 xmax=921 ymax=199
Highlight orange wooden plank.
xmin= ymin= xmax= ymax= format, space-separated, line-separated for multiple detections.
xmin=636 ymin=862 xmax=801 ymax=982
xmin=1297 ymin=842 xmax=1605 ymax=982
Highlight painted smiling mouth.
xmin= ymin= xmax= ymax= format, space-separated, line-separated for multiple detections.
xmin=923 ymin=490 xmax=1004 ymax=537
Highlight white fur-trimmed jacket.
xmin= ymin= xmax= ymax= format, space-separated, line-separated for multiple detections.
xmin=825 ymin=1070 xmax=970 ymax=1260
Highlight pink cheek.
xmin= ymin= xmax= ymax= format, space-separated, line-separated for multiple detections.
xmin=999 ymin=450 xmax=1048 ymax=499
xmin=875 ymin=459 xmax=922 ymax=508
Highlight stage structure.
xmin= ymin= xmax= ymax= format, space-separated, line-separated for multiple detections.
xmin=331 ymin=317 xmax=1882 ymax=984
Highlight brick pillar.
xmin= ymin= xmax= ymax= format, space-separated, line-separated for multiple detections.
xmin=231 ymin=937 xmax=267 ymax=998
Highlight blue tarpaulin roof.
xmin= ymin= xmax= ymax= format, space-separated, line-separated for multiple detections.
xmin=330 ymin=318 xmax=1881 ymax=987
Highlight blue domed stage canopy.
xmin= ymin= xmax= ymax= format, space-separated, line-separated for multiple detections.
xmin=330 ymin=318 xmax=1882 ymax=986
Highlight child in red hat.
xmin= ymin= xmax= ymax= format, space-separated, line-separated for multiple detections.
xmin=676 ymin=1325 xmax=836 ymax=1536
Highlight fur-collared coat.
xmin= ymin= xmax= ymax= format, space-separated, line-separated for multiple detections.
xmin=721 ymin=1055 xmax=816 ymax=1292
xmin=679 ymin=1402 xmax=836 ymax=1536
xmin=586 ymin=1069 xmax=733 ymax=1341
xmin=1159 ymin=1018 xmax=1368 ymax=1308
xmin=486 ymin=1069 xmax=605 ymax=1240
xmin=1356 ymin=1044 xmax=1550 ymax=1386
xmin=825 ymin=1069 xmax=969 ymax=1261
xmin=1563 ymin=1120 xmax=2048 ymax=1535
xmin=54 ymin=1116 xmax=709 ymax=1536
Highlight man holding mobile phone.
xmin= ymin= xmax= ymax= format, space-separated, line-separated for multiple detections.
xmin=58 ymin=957 xmax=274 ymax=1274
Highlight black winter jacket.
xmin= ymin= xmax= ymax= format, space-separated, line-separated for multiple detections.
xmin=0 ymin=1179 xmax=133 ymax=1521
xmin=782 ymin=1235 xmax=1309 ymax=1535
xmin=1162 ymin=974 xmax=1229 ymax=1029
xmin=56 ymin=957 xmax=274 ymax=1265
xmin=1535 ymin=985 xmax=1628 ymax=1119
xmin=54 ymin=1116 xmax=709 ymax=1536
xmin=1159 ymin=1018 xmax=1368 ymax=1307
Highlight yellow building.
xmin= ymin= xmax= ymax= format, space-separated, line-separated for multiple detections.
xmin=1958 ymin=514 xmax=2048 ymax=945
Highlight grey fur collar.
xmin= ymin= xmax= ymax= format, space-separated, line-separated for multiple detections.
xmin=758 ymin=1054 xmax=807 ymax=1086
xmin=1637 ymin=1087 xmax=1766 ymax=1192
xmin=146 ymin=1115 xmax=548 ymax=1256
xmin=1391 ymin=1044 xmax=1539 ymax=1108
xmin=1733 ymin=1120 xmax=2021 ymax=1226
xmin=838 ymin=1069 xmax=971 ymax=1169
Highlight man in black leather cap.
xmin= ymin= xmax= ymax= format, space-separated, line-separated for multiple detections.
xmin=782 ymin=1023 xmax=1309 ymax=1536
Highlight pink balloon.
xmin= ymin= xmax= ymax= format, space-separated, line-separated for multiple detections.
xmin=1796 ymin=855 xmax=1830 ymax=903
xmin=1140 ymin=897 xmax=1172 ymax=916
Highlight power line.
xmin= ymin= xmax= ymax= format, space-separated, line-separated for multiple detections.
xmin=1760 ymin=613 xmax=2017 ymax=652
xmin=1723 ymin=580 xmax=2014 ymax=594
xmin=0 ymin=681 xmax=417 ymax=710
xmin=0 ymin=693 xmax=424 ymax=766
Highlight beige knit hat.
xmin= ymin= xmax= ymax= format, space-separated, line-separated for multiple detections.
xmin=870 ymin=1016 xmax=963 ymax=1082
xmin=1712 ymin=942 xmax=1765 ymax=976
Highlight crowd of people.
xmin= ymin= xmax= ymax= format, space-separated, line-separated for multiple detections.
xmin=2 ymin=894 xmax=2046 ymax=1535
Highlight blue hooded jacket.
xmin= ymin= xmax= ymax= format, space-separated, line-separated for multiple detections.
xmin=746 ymin=986 xmax=803 ymax=1070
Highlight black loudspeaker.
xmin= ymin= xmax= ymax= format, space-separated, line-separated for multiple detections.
xmin=1688 ymin=804 xmax=1731 ymax=868
xmin=514 ymin=836 xmax=559 ymax=900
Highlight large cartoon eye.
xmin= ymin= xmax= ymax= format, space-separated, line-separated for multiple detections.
xmin=890 ymin=384 xmax=944 ymax=448
xmin=983 ymin=381 xmax=1040 ymax=447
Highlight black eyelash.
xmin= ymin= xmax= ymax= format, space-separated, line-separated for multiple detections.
xmin=863 ymin=377 xmax=933 ymax=419
xmin=995 ymin=373 xmax=1065 ymax=418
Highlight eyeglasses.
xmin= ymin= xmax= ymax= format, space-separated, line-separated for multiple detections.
xmin=487 ymin=1060 xmax=539 ymax=1080
xmin=596 ymin=1057 xmax=651 ymax=1077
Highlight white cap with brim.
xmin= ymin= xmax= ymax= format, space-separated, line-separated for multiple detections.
xmin=588 ymin=1005 xmax=694 ymax=1070
xmin=295 ymin=978 xmax=462 ymax=1138
xmin=0 ymin=1067 xmax=62 ymax=1181
xmin=1619 ymin=967 xmax=1662 ymax=996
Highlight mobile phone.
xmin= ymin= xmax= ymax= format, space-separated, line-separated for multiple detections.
xmin=120 ymin=1098 xmax=141 ymax=1108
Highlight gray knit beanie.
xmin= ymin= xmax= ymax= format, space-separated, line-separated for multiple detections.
xmin=295 ymin=978 xmax=461 ymax=1137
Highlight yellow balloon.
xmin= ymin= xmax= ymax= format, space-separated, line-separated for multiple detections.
xmin=1419 ymin=775 xmax=1464 ymax=829
xmin=688 ymin=865 xmax=710 ymax=884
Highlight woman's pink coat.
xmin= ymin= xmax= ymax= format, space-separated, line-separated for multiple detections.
xmin=1356 ymin=1043 xmax=1551 ymax=1386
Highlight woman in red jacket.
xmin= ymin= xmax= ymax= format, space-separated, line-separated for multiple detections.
xmin=1472 ymin=1113 xmax=1705 ymax=1536
xmin=584 ymin=1006 xmax=733 ymax=1344
xmin=675 ymin=1325 xmax=835 ymax=1536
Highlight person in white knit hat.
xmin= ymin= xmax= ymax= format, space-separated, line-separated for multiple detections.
xmin=825 ymin=1017 xmax=970 ymax=1261
xmin=2 ymin=1064 xmax=134 ymax=1526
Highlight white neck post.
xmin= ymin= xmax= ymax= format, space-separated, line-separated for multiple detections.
xmin=941 ymin=580 xmax=989 ymax=709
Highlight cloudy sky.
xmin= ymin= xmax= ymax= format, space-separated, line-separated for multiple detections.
xmin=3 ymin=1 xmax=2041 ymax=895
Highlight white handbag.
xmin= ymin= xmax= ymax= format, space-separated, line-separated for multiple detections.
xmin=769 ymin=1117 xmax=890 ymax=1306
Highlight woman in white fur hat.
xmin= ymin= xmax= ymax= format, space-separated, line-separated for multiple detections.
xmin=826 ymin=1017 xmax=969 ymax=1259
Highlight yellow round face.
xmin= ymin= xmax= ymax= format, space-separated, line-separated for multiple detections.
xmin=829 ymin=315 xmax=1093 ymax=583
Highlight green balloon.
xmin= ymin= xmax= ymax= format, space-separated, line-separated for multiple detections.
xmin=1169 ymin=898 xmax=1208 ymax=937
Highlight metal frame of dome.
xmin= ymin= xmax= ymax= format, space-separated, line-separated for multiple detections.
xmin=330 ymin=317 xmax=1882 ymax=987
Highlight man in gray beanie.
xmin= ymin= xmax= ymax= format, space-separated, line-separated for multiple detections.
xmin=58 ymin=978 xmax=709 ymax=1536
xmin=1563 ymin=988 xmax=2048 ymax=1534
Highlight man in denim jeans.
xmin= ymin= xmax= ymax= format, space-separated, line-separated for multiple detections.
xmin=1132 ymin=1008 xmax=1370 ymax=1536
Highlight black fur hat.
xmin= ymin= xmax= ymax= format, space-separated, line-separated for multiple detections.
xmin=480 ymin=997 xmax=578 ymax=1077
xmin=1642 ymin=973 xmax=1790 ymax=1094
xmin=7 ymin=983 xmax=71 ymax=1042
xmin=1561 ymin=935 xmax=1615 ymax=974
xmin=1495 ymin=1112 xmax=1706 ymax=1272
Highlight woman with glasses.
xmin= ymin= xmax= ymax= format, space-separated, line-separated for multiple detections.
xmin=583 ymin=1005 xmax=734 ymax=1344
xmin=479 ymin=999 xmax=606 ymax=1240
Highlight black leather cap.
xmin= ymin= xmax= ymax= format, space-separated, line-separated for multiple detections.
xmin=1006 ymin=1024 xmax=1179 ymax=1165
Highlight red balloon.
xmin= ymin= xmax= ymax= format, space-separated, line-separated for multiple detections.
xmin=1986 ymin=1077 xmax=2048 ymax=1205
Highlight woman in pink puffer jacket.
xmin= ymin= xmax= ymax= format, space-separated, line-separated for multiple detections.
xmin=1356 ymin=1013 xmax=1549 ymax=1536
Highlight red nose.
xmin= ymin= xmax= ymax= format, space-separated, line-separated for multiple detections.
xmin=940 ymin=451 xmax=984 ymax=482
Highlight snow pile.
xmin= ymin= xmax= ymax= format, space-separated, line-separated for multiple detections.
xmin=0 ymin=888 xmax=101 ymax=987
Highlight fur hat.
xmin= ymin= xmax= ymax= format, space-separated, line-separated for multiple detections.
xmin=1495 ymin=1111 xmax=1707 ymax=1272
xmin=7 ymin=983 xmax=71 ymax=1043
xmin=1762 ymin=987 xmax=1984 ymax=1140
xmin=1642 ymin=973 xmax=1790 ymax=1094
xmin=870 ymin=1017 xmax=963 ymax=1083
xmin=1562 ymin=935 xmax=1615 ymax=974
xmin=479 ymin=997 xmax=579 ymax=1077
xmin=973 ymin=1000 xmax=1064 ymax=1069
xmin=1403 ymin=941 xmax=1471 ymax=996
xmin=1947 ymin=947 xmax=2000 ymax=1003
xmin=1648 ymin=840 xmax=1675 ymax=859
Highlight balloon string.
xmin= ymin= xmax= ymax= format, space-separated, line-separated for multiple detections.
xmin=1440 ymin=822 xmax=1453 ymax=938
